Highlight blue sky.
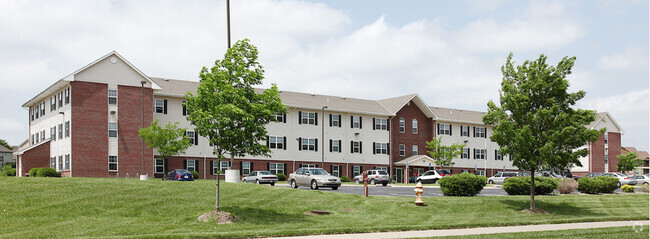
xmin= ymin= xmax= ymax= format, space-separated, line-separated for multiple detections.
xmin=0 ymin=0 xmax=647 ymax=151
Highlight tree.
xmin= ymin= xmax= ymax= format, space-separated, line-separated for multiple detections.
xmin=425 ymin=136 xmax=465 ymax=168
xmin=483 ymin=53 xmax=602 ymax=212
xmin=138 ymin=119 xmax=191 ymax=166
xmin=616 ymin=152 xmax=643 ymax=174
xmin=185 ymin=39 xmax=286 ymax=212
xmin=0 ymin=139 xmax=12 ymax=150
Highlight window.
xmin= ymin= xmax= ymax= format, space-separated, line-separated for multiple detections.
xmin=212 ymin=161 xmax=219 ymax=174
xmin=220 ymin=161 xmax=230 ymax=171
xmin=31 ymin=134 xmax=34 ymax=145
xmin=36 ymin=105 xmax=40 ymax=119
xmin=352 ymin=116 xmax=361 ymax=128
xmin=475 ymin=170 xmax=486 ymax=176
xmin=187 ymin=160 xmax=196 ymax=172
xmin=604 ymin=133 xmax=608 ymax=144
xmin=58 ymin=123 xmax=63 ymax=139
xmin=495 ymin=150 xmax=503 ymax=160
xmin=182 ymin=101 xmax=190 ymax=116
xmin=50 ymin=97 xmax=55 ymax=111
xmin=474 ymin=127 xmax=486 ymax=138
xmin=65 ymin=88 xmax=70 ymax=104
xmin=374 ymin=142 xmax=388 ymax=155
xmin=461 ymin=125 xmax=470 ymax=137
xmin=353 ymin=166 xmax=361 ymax=177
xmin=302 ymin=164 xmax=317 ymax=168
xmin=154 ymin=158 xmax=165 ymax=173
xmin=438 ymin=123 xmax=451 ymax=135
xmin=64 ymin=154 xmax=70 ymax=170
xmin=108 ymin=89 xmax=117 ymax=105
xmin=41 ymin=102 xmax=45 ymax=115
xmin=272 ymin=113 xmax=285 ymax=123
xmin=399 ymin=118 xmax=405 ymax=133
xmin=108 ymin=156 xmax=118 ymax=171
xmin=412 ymin=119 xmax=418 ymax=134
xmin=330 ymin=139 xmax=340 ymax=152
xmin=50 ymin=127 xmax=56 ymax=141
xmin=399 ymin=144 xmax=405 ymax=156
xmin=58 ymin=91 xmax=63 ymax=107
xmin=605 ymin=148 xmax=609 ymax=163
xmin=50 ymin=157 xmax=55 ymax=169
xmin=268 ymin=136 xmax=285 ymax=149
xmin=242 ymin=162 xmax=251 ymax=176
xmin=270 ymin=163 xmax=284 ymax=175
xmin=31 ymin=108 xmax=34 ymax=121
xmin=301 ymin=138 xmax=317 ymax=151
xmin=300 ymin=112 xmax=316 ymax=125
xmin=331 ymin=165 xmax=340 ymax=177
xmin=329 ymin=114 xmax=340 ymax=127
xmin=412 ymin=145 xmax=418 ymax=155
xmin=186 ymin=131 xmax=195 ymax=145
xmin=474 ymin=149 xmax=486 ymax=159
xmin=352 ymin=141 xmax=361 ymax=153
xmin=462 ymin=148 xmax=470 ymax=159
xmin=65 ymin=121 xmax=70 ymax=137
xmin=154 ymin=99 xmax=165 ymax=114
xmin=58 ymin=156 xmax=63 ymax=171
xmin=108 ymin=122 xmax=117 ymax=137
xmin=374 ymin=118 xmax=387 ymax=130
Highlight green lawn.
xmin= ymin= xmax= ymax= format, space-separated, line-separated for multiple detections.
xmin=424 ymin=226 xmax=650 ymax=239
xmin=1 ymin=177 xmax=648 ymax=238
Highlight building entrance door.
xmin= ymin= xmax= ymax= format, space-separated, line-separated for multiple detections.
xmin=395 ymin=168 xmax=403 ymax=183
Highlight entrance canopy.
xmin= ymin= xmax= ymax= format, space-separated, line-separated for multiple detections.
xmin=393 ymin=155 xmax=436 ymax=167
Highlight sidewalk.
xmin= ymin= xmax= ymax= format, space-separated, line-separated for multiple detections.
xmin=266 ymin=220 xmax=649 ymax=239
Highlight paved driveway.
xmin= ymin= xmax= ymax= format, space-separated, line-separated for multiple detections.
xmin=276 ymin=184 xmax=509 ymax=197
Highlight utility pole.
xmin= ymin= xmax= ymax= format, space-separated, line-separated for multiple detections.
xmin=226 ymin=0 xmax=231 ymax=48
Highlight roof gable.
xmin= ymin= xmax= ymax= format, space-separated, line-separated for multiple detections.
xmin=377 ymin=94 xmax=438 ymax=118
xmin=588 ymin=112 xmax=624 ymax=134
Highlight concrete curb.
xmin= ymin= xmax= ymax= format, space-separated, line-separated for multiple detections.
xmin=266 ymin=220 xmax=649 ymax=239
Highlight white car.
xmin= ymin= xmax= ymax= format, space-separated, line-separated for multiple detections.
xmin=487 ymin=172 xmax=518 ymax=184
xmin=241 ymin=171 xmax=278 ymax=186
xmin=634 ymin=174 xmax=649 ymax=185
xmin=416 ymin=170 xmax=450 ymax=184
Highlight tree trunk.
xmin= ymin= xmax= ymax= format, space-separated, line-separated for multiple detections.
xmin=530 ymin=169 xmax=536 ymax=210
xmin=215 ymin=169 xmax=220 ymax=212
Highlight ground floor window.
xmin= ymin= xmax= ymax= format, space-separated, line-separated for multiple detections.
xmin=242 ymin=162 xmax=251 ymax=176
xmin=375 ymin=166 xmax=388 ymax=172
xmin=270 ymin=163 xmax=284 ymax=175
xmin=212 ymin=161 xmax=219 ymax=174
xmin=475 ymin=170 xmax=485 ymax=176
xmin=65 ymin=154 xmax=70 ymax=170
xmin=302 ymin=164 xmax=317 ymax=168
xmin=108 ymin=156 xmax=118 ymax=171
xmin=154 ymin=159 xmax=165 ymax=173
xmin=58 ymin=156 xmax=63 ymax=171
xmin=413 ymin=168 xmax=424 ymax=177
xmin=353 ymin=166 xmax=361 ymax=177
xmin=331 ymin=165 xmax=340 ymax=177
xmin=461 ymin=169 xmax=470 ymax=173
xmin=186 ymin=160 xmax=196 ymax=172
xmin=220 ymin=161 xmax=230 ymax=171
xmin=50 ymin=157 xmax=55 ymax=169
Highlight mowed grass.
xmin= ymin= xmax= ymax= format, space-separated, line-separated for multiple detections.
xmin=429 ymin=226 xmax=650 ymax=239
xmin=1 ymin=177 xmax=648 ymax=238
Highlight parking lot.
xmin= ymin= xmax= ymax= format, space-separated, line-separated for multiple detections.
xmin=276 ymin=184 xmax=509 ymax=197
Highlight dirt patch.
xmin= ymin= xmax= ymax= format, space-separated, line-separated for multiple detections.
xmin=303 ymin=210 xmax=331 ymax=216
xmin=197 ymin=211 xmax=240 ymax=224
xmin=340 ymin=208 xmax=358 ymax=212
xmin=521 ymin=208 xmax=551 ymax=214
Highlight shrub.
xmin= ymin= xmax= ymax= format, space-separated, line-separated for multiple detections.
xmin=578 ymin=176 xmax=619 ymax=194
xmin=599 ymin=177 xmax=619 ymax=194
xmin=1 ymin=168 xmax=16 ymax=176
xmin=621 ymin=185 xmax=635 ymax=193
xmin=439 ymin=173 xmax=486 ymax=196
xmin=557 ymin=179 xmax=579 ymax=194
xmin=503 ymin=177 xmax=558 ymax=195
xmin=340 ymin=176 xmax=350 ymax=182
xmin=29 ymin=168 xmax=40 ymax=177
xmin=641 ymin=184 xmax=649 ymax=193
xmin=275 ymin=173 xmax=286 ymax=181
xmin=190 ymin=171 xmax=199 ymax=179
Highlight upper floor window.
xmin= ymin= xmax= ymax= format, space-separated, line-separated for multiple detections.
xmin=186 ymin=130 xmax=197 ymax=145
xmin=399 ymin=144 xmax=405 ymax=156
xmin=330 ymin=139 xmax=341 ymax=152
xmin=330 ymin=114 xmax=340 ymax=127
xmin=268 ymin=136 xmax=285 ymax=150
xmin=462 ymin=148 xmax=470 ymax=159
xmin=58 ymin=92 xmax=63 ymax=107
xmin=412 ymin=119 xmax=418 ymax=134
xmin=58 ymin=123 xmax=63 ymax=139
xmin=399 ymin=118 xmax=405 ymax=133
xmin=374 ymin=142 xmax=388 ymax=155
xmin=299 ymin=111 xmax=316 ymax=125
xmin=108 ymin=122 xmax=118 ymax=137
xmin=154 ymin=99 xmax=166 ymax=114
xmin=31 ymin=108 xmax=34 ymax=121
xmin=300 ymin=137 xmax=317 ymax=151
xmin=438 ymin=123 xmax=451 ymax=135
xmin=351 ymin=116 xmax=362 ymax=129
xmin=182 ymin=101 xmax=190 ymax=116
xmin=50 ymin=97 xmax=56 ymax=111
xmin=41 ymin=130 xmax=45 ymax=142
xmin=474 ymin=148 xmax=486 ymax=159
xmin=41 ymin=102 xmax=45 ymax=115
xmin=50 ymin=127 xmax=56 ymax=141
xmin=64 ymin=88 xmax=70 ymax=104
xmin=474 ymin=127 xmax=486 ymax=138
xmin=495 ymin=150 xmax=503 ymax=160
xmin=374 ymin=118 xmax=387 ymax=130
xmin=272 ymin=112 xmax=286 ymax=123
xmin=65 ymin=121 xmax=70 ymax=137
xmin=412 ymin=145 xmax=418 ymax=155
xmin=108 ymin=89 xmax=117 ymax=105
xmin=351 ymin=141 xmax=362 ymax=154
xmin=461 ymin=125 xmax=470 ymax=137
xmin=604 ymin=134 xmax=608 ymax=144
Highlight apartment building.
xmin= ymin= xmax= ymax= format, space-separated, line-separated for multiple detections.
xmin=571 ymin=112 xmax=624 ymax=177
xmin=621 ymin=147 xmax=649 ymax=174
xmin=14 ymin=51 xmax=622 ymax=179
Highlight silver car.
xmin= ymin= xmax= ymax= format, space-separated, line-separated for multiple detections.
xmin=288 ymin=168 xmax=341 ymax=190
xmin=241 ymin=171 xmax=278 ymax=186
xmin=353 ymin=170 xmax=390 ymax=186
xmin=634 ymin=174 xmax=650 ymax=185
xmin=487 ymin=172 xmax=518 ymax=184
xmin=603 ymin=172 xmax=637 ymax=187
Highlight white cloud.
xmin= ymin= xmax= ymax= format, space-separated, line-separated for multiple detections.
xmin=598 ymin=46 xmax=649 ymax=71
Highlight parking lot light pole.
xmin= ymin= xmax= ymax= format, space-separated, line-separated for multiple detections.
xmin=321 ymin=106 xmax=327 ymax=168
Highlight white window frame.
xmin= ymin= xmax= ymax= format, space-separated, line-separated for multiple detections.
xmin=475 ymin=170 xmax=486 ymax=176
xmin=353 ymin=166 xmax=361 ymax=177
xmin=412 ymin=119 xmax=418 ymax=134
xmin=41 ymin=130 xmax=45 ymax=142
xmin=331 ymin=114 xmax=340 ymax=127
xmin=50 ymin=127 xmax=56 ymax=141
xmin=269 ymin=136 xmax=284 ymax=149
xmin=64 ymin=154 xmax=70 ymax=170
xmin=352 ymin=116 xmax=361 ymax=129
xmin=496 ymin=151 xmax=503 ymax=161
xmin=50 ymin=97 xmax=55 ymax=112
xmin=474 ymin=149 xmax=486 ymax=160
xmin=374 ymin=118 xmax=387 ymax=130
xmin=108 ymin=156 xmax=118 ymax=171
xmin=58 ymin=155 xmax=63 ymax=171
xmin=462 ymin=148 xmax=470 ymax=159
xmin=272 ymin=113 xmax=284 ymax=122
xmin=412 ymin=145 xmax=418 ymax=155
xmin=374 ymin=142 xmax=388 ymax=155
xmin=399 ymin=144 xmax=405 ymax=156
xmin=301 ymin=112 xmax=316 ymax=125
xmin=58 ymin=91 xmax=63 ymax=107
xmin=475 ymin=127 xmax=486 ymax=138
xmin=186 ymin=131 xmax=195 ymax=144
xmin=108 ymin=122 xmax=118 ymax=137
xmin=375 ymin=166 xmax=388 ymax=172
xmin=302 ymin=164 xmax=317 ymax=168
xmin=399 ymin=118 xmax=405 ymax=133
xmin=332 ymin=139 xmax=340 ymax=152
xmin=58 ymin=123 xmax=63 ymax=139
xmin=108 ymin=89 xmax=117 ymax=105
xmin=65 ymin=121 xmax=70 ymax=137
xmin=352 ymin=141 xmax=361 ymax=153
xmin=461 ymin=125 xmax=469 ymax=137
xmin=154 ymin=158 xmax=165 ymax=173
xmin=301 ymin=138 xmax=316 ymax=151
xmin=41 ymin=102 xmax=45 ymax=115
xmin=220 ymin=161 xmax=230 ymax=171
xmin=50 ymin=157 xmax=55 ymax=169
xmin=242 ymin=162 xmax=251 ymax=176
xmin=270 ymin=163 xmax=284 ymax=175
xmin=187 ymin=160 xmax=196 ymax=172
xmin=155 ymin=99 xmax=165 ymax=113
xmin=439 ymin=123 xmax=451 ymax=135
xmin=212 ymin=161 xmax=219 ymax=174
xmin=332 ymin=165 xmax=340 ymax=177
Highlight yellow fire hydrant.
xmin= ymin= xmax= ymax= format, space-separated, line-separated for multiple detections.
xmin=414 ymin=181 xmax=424 ymax=206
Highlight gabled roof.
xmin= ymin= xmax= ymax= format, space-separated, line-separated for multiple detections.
xmin=22 ymin=51 xmax=162 ymax=108
xmin=377 ymin=93 xmax=438 ymax=118
xmin=0 ymin=145 xmax=12 ymax=153
xmin=13 ymin=139 xmax=50 ymax=156
xmin=622 ymin=147 xmax=649 ymax=160
xmin=393 ymin=155 xmax=436 ymax=167
xmin=430 ymin=106 xmax=487 ymax=125
xmin=587 ymin=112 xmax=625 ymax=134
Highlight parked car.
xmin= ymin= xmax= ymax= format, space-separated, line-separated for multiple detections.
xmin=163 ymin=169 xmax=194 ymax=181
xmin=584 ymin=172 xmax=604 ymax=178
xmin=288 ymin=168 xmax=341 ymax=190
xmin=241 ymin=171 xmax=278 ymax=186
xmin=516 ymin=172 xmax=531 ymax=177
xmin=487 ymin=172 xmax=518 ymax=184
xmin=603 ymin=172 xmax=637 ymax=187
xmin=416 ymin=170 xmax=450 ymax=184
xmin=634 ymin=174 xmax=650 ymax=185
xmin=353 ymin=170 xmax=390 ymax=186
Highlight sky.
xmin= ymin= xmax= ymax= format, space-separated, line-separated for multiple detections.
xmin=0 ymin=0 xmax=648 ymax=151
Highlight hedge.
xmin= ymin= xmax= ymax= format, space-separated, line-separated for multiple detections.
xmin=190 ymin=171 xmax=199 ymax=179
xmin=29 ymin=167 xmax=60 ymax=177
xmin=340 ymin=176 xmax=351 ymax=182
xmin=502 ymin=176 xmax=559 ymax=195
xmin=439 ymin=173 xmax=487 ymax=196
xmin=578 ymin=176 xmax=619 ymax=194
xmin=275 ymin=173 xmax=286 ymax=181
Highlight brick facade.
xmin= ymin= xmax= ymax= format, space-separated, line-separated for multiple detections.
xmin=18 ymin=141 xmax=51 ymax=177
xmin=117 ymin=85 xmax=154 ymax=177
xmin=70 ymin=81 xmax=109 ymax=177
xmin=607 ymin=132 xmax=621 ymax=172
xmin=390 ymin=100 xmax=434 ymax=175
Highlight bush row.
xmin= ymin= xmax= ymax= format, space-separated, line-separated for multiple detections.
xmin=577 ymin=177 xmax=619 ymax=194
xmin=28 ymin=167 xmax=60 ymax=177
xmin=503 ymin=177 xmax=559 ymax=195
xmin=439 ymin=173 xmax=487 ymax=196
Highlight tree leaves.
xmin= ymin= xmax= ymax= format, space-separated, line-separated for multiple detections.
xmin=138 ymin=119 xmax=191 ymax=158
